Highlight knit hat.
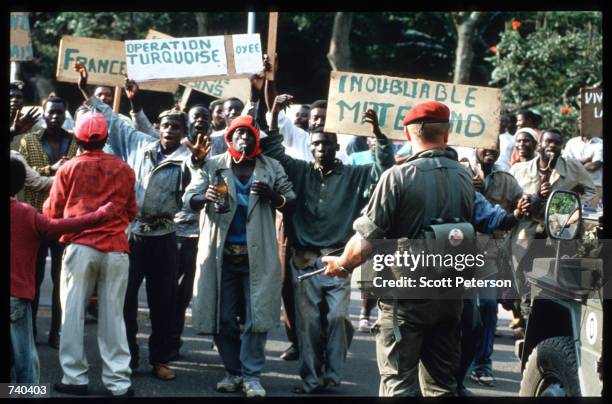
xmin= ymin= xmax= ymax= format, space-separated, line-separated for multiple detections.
xmin=225 ymin=115 xmax=262 ymax=160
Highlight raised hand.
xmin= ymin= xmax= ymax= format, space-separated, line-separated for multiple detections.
xmin=11 ymin=107 xmax=41 ymax=135
xmin=73 ymin=61 xmax=90 ymax=99
xmin=124 ymin=77 xmax=140 ymax=100
xmin=362 ymin=109 xmax=384 ymax=138
xmin=272 ymin=94 xmax=293 ymax=114
xmin=183 ymin=133 xmax=211 ymax=162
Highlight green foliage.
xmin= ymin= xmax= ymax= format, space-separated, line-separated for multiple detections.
xmin=487 ymin=12 xmax=602 ymax=140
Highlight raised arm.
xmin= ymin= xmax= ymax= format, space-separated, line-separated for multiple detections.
xmin=260 ymin=104 xmax=309 ymax=178
xmin=364 ymin=109 xmax=395 ymax=181
xmin=125 ymin=81 xmax=159 ymax=137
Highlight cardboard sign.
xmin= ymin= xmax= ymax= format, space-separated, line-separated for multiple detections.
xmin=11 ymin=12 xmax=33 ymax=61
xmin=146 ymin=30 xmax=250 ymax=102
xmin=56 ymin=36 xmax=177 ymax=93
xmin=325 ymin=71 xmax=501 ymax=148
xmin=183 ymin=78 xmax=251 ymax=103
xmin=580 ymin=88 xmax=603 ymax=138
xmin=125 ymin=34 xmax=263 ymax=83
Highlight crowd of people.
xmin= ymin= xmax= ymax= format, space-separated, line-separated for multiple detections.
xmin=9 ymin=53 xmax=602 ymax=397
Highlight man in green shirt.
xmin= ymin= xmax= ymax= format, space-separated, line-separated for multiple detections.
xmin=262 ymin=97 xmax=395 ymax=393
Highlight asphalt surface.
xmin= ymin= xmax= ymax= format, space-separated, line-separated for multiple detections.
xmin=35 ymin=259 xmax=521 ymax=397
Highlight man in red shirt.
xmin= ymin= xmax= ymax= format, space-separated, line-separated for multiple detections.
xmin=10 ymin=157 xmax=116 ymax=384
xmin=43 ymin=110 xmax=137 ymax=397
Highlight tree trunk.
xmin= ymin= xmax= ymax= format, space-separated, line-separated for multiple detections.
xmin=195 ymin=12 xmax=208 ymax=36
xmin=453 ymin=12 xmax=485 ymax=84
xmin=327 ymin=12 xmax=352 ymax=71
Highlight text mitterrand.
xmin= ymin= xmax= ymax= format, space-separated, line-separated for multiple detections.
xmin=372 ymin=251 xmax=486 ymax=272
xmin=372 ymin=276 xmax=512 ymax=289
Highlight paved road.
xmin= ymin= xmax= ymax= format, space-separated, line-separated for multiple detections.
xmin=36 ymin=259 xmax=521 ymax=397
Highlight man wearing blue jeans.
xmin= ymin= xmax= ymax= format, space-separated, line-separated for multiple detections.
xmin=184 ymin=115 xmax=295 ymax=397
xmin=471 ymin=288 xmax=498 ymax=386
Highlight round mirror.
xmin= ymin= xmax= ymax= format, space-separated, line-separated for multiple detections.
xmin=545 ymin=190 xmax=581 ymax=240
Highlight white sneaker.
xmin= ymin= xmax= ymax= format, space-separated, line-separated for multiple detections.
xmin=243 ymin=379 xmax=266 ymax=398
xmin=358 ymin=318 xmax=370 ymax=333
xmin=217 ymin=375 xmax=243 ymax=392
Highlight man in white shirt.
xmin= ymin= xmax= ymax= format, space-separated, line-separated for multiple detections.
xmin=563 ymin=133 xmax=603 ymax=207
xmin=497 ymin=114 xmax=516 ymax=172
xmin=266 ymin=97 xmax=350 ymax=164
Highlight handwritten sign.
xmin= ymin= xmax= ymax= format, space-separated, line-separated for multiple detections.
xmin=11 ymin=12 xmax=33 ymax=61
xmin=125 ymin=34 xmax=263 ymax=83
xmin=56 ymin=36 xmax=177 ymax=93
xmin=184 ymin=79 xmax=251 ymax=103
xmin=145 ymin=30 xmax=250 ymax=102
xmin=325 ymin=71 xmax=501 ymax=148
xmin=580 ymin=88 xmax=603 ymax=138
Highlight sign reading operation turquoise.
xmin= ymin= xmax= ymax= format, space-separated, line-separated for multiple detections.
xmin=325 ymin=71 xmax=501 ymax=148
xmin=125 ymin=34 xmax=263 ymax=82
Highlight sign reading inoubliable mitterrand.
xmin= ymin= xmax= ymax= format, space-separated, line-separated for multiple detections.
xmin=325 ymin=71 xmax=501 ymax=148
xmin=124 ymin=34 xmax=263 ymax=83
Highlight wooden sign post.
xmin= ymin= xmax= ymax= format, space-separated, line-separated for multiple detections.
xmin=266 ymin=12 xmax=278 ymax=81
xmin=113 ymin=87 xmax=121 ymax=112
xmin=324 ymin=71 xmax=501 ymax=148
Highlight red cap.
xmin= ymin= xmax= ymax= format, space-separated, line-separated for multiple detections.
xmin=402 ymin=101 xmax=450 ymax=126
xmin=74 ymin=111 xmax=108 ymax=142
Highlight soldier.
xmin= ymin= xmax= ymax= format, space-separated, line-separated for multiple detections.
xmin=322 ymin=101 xmax=529 ymax=396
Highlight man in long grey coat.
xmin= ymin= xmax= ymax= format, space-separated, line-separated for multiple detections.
xmin=183 ymin=115 xmax=295 ymax=398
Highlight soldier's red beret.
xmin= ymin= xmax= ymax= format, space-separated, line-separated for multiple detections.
xmin=402 ymin=101 xmax=450 ymax=126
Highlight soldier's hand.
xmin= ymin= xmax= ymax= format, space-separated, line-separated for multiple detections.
xmin=362 ymin=109 xmax=383 ymax=138
xmin=322 ymin=256 xmax=349 ymax=278
xmin=183 ymin=133 xmax=211 ymax=162
xmin=205 ymin=185 xmax=222 ymax=204
xmin=473 ymin=175 xmax=483 ymax=192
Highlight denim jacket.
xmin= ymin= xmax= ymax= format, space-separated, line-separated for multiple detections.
xmin=87 ymin=97 xmax=198 ymax=237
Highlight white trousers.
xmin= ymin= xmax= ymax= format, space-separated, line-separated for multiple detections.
xmin=59 ymin=244 xmax=131 ymax=394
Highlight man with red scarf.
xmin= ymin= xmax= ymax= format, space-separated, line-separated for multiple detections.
xmin=184 ymin=115 xmax=295 ymax=398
